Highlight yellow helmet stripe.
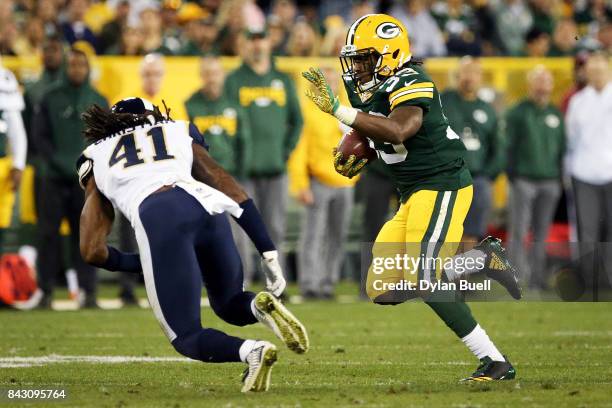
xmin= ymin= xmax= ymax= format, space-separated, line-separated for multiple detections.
xmin=390 ymin=92 xmax=434 ymax=109
xmin=390 ymin=82 xmax=434 ymax=99
xmin=346 ymin=14 xmax=374 ymax=45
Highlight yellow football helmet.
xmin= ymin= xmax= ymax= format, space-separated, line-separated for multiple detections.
xmin=340 ymin=14 xmax=412 ymax=97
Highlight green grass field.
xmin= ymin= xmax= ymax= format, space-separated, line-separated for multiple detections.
xmin=1 ymin=284 xmax=611 ymax=407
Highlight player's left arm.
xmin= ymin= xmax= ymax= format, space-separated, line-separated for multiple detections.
xmin=302 ymin=67 xmax=423 ymax=144
xmin=191 ymin=139 xmax=286 ymax=296
xmin=351 ymin=105 xmax=423 ymax=144
xmin=79 ymin=175 xmax=142 ymax=273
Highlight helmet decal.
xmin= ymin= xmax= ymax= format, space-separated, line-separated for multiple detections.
xmin=376 ymin=22 xmax=401 ymax=39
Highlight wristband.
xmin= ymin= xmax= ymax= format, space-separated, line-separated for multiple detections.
xmin=333 ymin=104 xmax=358 ymax=126
xmin=100 ymin=246 xmax=142 ymax=273
xmin=232 ymin=199 xmax=276 ymax=254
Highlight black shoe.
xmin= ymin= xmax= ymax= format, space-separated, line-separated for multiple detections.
xmin=475 ymin=237 xmax=522 ymax=300
xmin=35 ymin=294 xmax=53 ymax=310
xmin=301 ymin=290 xmax=319 ymax=300
xmin=80 ymin=295 xmax=99 ymax=309
xmin=120 ymin=292 xmax=139 ymax=307
xmin=461 ymin=356 xmax=516 ymax=382
xmin=319 ymin=292 xmax=336 ymax=301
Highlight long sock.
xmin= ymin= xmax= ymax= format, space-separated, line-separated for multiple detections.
xmin=239 ymin=339 xmax=258 ymax=362
xmin=444 ymin=249 xmax=486 ymax=282
xmin=171 ymin=328 xmax=245 ymax=362
xmin=461 ymin=324 xmax=505 ymax=362
xmin=425 ymin=289 xmax=478 ymax=338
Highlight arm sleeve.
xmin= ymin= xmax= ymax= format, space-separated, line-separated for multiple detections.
xmin=189 ymin=122 xmax=209 ymax=149
xmin=4 ymin=109 xmax=27 ymax=170
xmin=97 ymin=246 xmax=142 ymax=273
xmin=76 ymin=152 xmax=94 ymax=189
xmin=232 ymin=199 xmax=276 ymax=254
xmin=283 ymin=77 xmax=304 ymax=160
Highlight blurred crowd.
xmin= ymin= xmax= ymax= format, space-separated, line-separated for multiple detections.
xmin=0 ymin=0 xmax=612 ymax=59
xmin=0 ymin=1 xmax=611 ymax=309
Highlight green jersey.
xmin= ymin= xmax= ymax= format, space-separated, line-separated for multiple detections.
xmin=185 ymin=91 xmax=251 ymax=178
xmin=441 ymin=89 xmax=503 ymax=178
xmin=344 ymin=63 xmax=472 ymax=202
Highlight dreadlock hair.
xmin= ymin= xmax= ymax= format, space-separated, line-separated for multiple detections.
xmin=81 ymin=101 xmax=173 ymax=143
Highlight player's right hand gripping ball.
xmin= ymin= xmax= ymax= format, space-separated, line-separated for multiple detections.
xmin=302 ymin=67 xmax=339 ymax=115
xmin=334 ymin=129 xmax=377 ymax=178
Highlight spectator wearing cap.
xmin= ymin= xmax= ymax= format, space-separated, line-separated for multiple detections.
xmin=180 ymin=17 xmax=220 ymax=55
xmin=390 ymin=0 xmax=447 ymax=58
xmin=493 ymin=0 xmax=533 ymax=55
xmin=32 ymin=48 xmax=107 ymax=309
xmin=505 ymin=66 xmax=565 ymax=288
xmin=158 ymin=0 xmax=183 ymax=54
xmin=441 ymin=57 xmax=503 ymax=246
xmin=224 ymin=27 xmax=303 ymax=285
xmin=61 ymin=0 xmax=98 ymax=53
xmin=566 ymin=53 xmax=612 ymax=286
xmin=98 ymin=0 xmax=130 ymax=54
xmin=524 ymin=27 xmax=551 ymax=57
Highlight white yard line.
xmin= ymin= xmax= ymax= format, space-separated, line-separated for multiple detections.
xmin=0 ymin=355 xmax=195 ymax=368
xmin=0 ymin=355 xmax=476 ymax=369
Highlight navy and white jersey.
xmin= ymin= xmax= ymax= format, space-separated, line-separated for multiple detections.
xmin=77 ymin=120 xmax=243 ymax=225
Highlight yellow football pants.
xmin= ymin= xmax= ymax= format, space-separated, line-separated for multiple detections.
xmin=366 ymin=185 xmax=473 ymax=302
xmin=0 ymin=157 xmax=15 ymax=228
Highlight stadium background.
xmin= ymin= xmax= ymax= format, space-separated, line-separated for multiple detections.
xmin=0 ymin=0 xmax=609 ymax=294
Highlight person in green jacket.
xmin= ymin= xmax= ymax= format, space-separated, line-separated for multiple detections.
xmin=186 ymin=56 xmax=254 ymax=279
xmin=441 ymin=57 xmax=503 ymax=245
xmin=224 ymin=27 xmax=303 ymax=284
xmin=32 ymin=48 xmax=108 ymax=309
xmin=20 ymin=36 xmax=65 ymax=249
xmin=185 ymin=56 xmax=251 ymax=178
xmin=505 ymin=65 xmax=565 ymax=289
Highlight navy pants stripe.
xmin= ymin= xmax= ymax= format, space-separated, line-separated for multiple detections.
xmin=135 ymin=187 xmax=257 ymax=363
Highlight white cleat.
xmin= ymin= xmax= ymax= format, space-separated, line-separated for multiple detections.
xmin=241 ymin=341 xmax=278 ymax=393
xmin=254 ymin=291 xmax=309 ymax=354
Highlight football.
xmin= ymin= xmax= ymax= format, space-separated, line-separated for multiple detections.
xmin=336 ymin=129 xmax=378 ymax=163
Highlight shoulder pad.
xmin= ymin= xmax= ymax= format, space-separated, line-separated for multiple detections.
xmin=76 ymin=153 xmax=93 ymax=190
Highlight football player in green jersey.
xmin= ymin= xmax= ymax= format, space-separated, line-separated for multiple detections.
xmin=303 ymin=13 xmax=520 ymax=382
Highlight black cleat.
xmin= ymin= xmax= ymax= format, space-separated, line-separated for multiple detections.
xmin=461 ymin=356 xmax=516 ymax=382
xmin=475 ymin=237 xmax=522 ymax=299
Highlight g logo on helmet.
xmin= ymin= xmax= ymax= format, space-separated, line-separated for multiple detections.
xmin=376 ymin=22 xmax=401 ymax=39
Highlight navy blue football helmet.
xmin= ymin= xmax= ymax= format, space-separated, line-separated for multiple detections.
xmin=111 ymin=97 xmax=156 ymax=115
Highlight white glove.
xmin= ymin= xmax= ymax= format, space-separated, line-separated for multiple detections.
xmin=261 ymin=250 xmax=286 ymax=297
